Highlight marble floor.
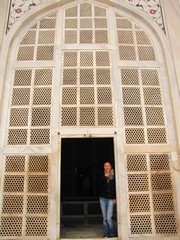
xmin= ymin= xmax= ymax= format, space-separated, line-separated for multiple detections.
xmin=60 ymin=217 xmax=105 ymax=238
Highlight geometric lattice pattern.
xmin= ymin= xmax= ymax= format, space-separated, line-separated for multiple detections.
xmin=116 ymin=13 xmax=156 ymax=61
xmin=61 ymin=50 xmax=114 ymax=127
xmin=7 ymin=13 xmax=56 ymax=146
xmin=0 ymin=217 xmax=23 ymax=236
xmin=121 ymin=68 xmax=167 ymax=144
xmin=7 ymin=67 xmax=53 ymax=145
xmin=25 ymin=216 xmax=48 ymax=236
xmin=126 ymin=153 xmax=177 ymax=235
xmin=0 ymin=154 xmax=49 ymax=237
xmin=64 ymin=2 xmax=108 ymax=44
xmin=17 ymin=14 xmax=56 ymax=61
xmin=130 ymin=215 xmax=152 ymax=234
xmin=61 ymin=201 xmax=102 ymax=217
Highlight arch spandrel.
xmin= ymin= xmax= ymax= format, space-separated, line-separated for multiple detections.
xmin=7 ymin=0 xmax=164 ymax=32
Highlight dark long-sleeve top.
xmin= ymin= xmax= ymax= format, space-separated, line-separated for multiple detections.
xmin=99 ymin=174 xmax=116 ymax=199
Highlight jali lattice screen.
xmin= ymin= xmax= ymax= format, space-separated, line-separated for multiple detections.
xmin=0 ymin=155 xmax=49 ymax=237
xmin=127 ymin=153 xmax=177 ymax=234
xmin=0 ymin=1 xmax=178 ymax=239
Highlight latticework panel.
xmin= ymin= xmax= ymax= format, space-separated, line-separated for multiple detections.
xmin=127 ymin=174 xmax=149 ymax=192
xmin=64 ymin=2 xmax=108 ymax=44
xmin=61 ymin=50 xmax=114 ymax=127
xmin=127 ymin=154 xmax=147 ymax=172
xmin=0 ymin=154 xmax=49 ymax=237
xmin=11 ymin=88 xmax=31 ymax=105
xmin=116 ymin=14 xmax=156 ymax=61
xmin=28 ymin=175 xmax=48 ymax=193
xmin=154 ymin=214 xmax=177 ymax=234
xmin=80 ymin=107 xmax=95 ymax=126
xmin=0 ymin=217 xmax=23 ymax=236
xmin=2 ymin=195 xmax=24 ymax=214
xmin=87 ymin=202 xmax=102 ymax=215
xmin=129 ymin=194 xmax=150 ymax=212
xmin=9 ymin=108 xmax=29 ymax=126
xmin=30 ymin=129 xmax=50 ymax=144
xmin=61 ymin=201 xmax=102 ymax=217
xmin=123 ymin=107 xmax=143 ymax=125
xmin=125 ymin=128 xmax=145 ymax=144
xmin=62 ymin=203 xmax=84 ymax=216
xmin=25 ymin=217 xmax=48 ymax=236
xmin=31 ymin=107 xmax=51 ymax=126
xmin=7 ymin=129 xmax=28 ymax=145
xmin=130 ymin=215 xmax=152 ymax=234
xmin=27 ymin=196 xmax=48 ymax=213
xmin=7 ymin=68 xmax=53 ymax=145
xmin=126 ymin=153 xmax=177 ymax=235
xmin=121 ymin=68 xmax=167 ymax=144
xmin=17 ymin=13 xmax=56 ymax=61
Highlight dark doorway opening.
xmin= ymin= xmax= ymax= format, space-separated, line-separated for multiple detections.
xmin=60 ymin=137 xmax=116 ymax=238
xmin=61 ymin=137 xmax=114 ymax=200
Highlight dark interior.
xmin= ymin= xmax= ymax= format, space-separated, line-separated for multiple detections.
xmin=61 ymin=137 xmax=114 ymax=201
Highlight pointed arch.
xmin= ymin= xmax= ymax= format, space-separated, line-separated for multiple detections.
xmin=0 ymin=0 xmax=179 ymax=239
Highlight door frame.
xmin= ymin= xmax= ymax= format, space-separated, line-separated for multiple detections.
xmin=57 ymin=132 xmax=120 ymax=239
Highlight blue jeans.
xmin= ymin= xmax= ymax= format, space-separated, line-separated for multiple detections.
xmin=100 ymin=197 xmax=116 ymax=238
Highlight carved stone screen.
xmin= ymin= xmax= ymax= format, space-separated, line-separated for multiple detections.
xmin=0 ymin=1 xmax=178 ymax=239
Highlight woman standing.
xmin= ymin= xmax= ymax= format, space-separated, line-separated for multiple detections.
xmin=99 ymin=162 xmax=116 ymax=238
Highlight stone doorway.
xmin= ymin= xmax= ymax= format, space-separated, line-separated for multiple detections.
xmin=60 ymin=137 xmax=116 ymax=238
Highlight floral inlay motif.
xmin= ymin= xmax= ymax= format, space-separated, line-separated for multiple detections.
xmin=125 ymin=0 xmax=164 ymax=31
xmin=7 ymin=0 xmax=164 ymax=32
xmin=7 ymin=0 xmax=44 ymax=31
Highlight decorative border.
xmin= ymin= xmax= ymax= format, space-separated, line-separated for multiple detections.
xmin=6 ymin=0 xmax=164 ymax=32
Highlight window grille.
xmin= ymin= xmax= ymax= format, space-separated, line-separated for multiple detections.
xmin=116 ymin=13 xmax=156 ymax=61
xmin=61 ymin=50 xmax=114 ymax=127
xmin=127 ymin=153 xmax=177 ymax=235
xmin=7 ymin=68 xmax=53 ymax=145
xmin=64 ymin=2 xmax=108 ymax=44
xmin=120 ymin=68 xmax=167 ymax=144
xmin=0 ymin=155 xmax=49 ymax=237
